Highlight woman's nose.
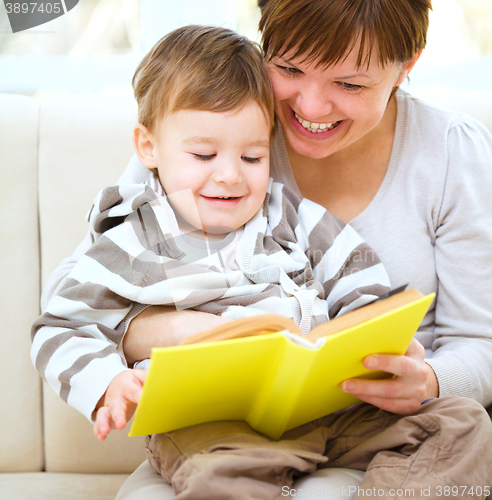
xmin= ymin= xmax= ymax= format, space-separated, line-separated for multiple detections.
xmin=295 ymin=83 xmax=334 ymax=121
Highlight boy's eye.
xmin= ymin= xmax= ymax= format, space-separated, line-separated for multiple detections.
xmin=337 ymin=81 xmax=364 ymax=92
xmin=192 ymin=153 xmax=216 ymax=161
xmin=241 ymin=156 xmax=261 ymax=164
xmin=276 ymin=64 xmax=302 ymax=77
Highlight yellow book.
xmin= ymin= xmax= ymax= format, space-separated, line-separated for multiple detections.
xmin=129 ymin=289 xmax=434 ymax=439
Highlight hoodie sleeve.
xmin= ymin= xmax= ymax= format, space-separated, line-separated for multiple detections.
xmin=31 ymin=180 xmax=162 ymax=421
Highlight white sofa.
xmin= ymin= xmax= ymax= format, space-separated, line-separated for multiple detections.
xmin=0 ymin=88 xmax=491 ymax=500
xmin=0 ymin=93 xmax=145 ymax=500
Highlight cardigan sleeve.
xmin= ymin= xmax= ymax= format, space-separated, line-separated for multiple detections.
xmin=425 ymin=117 xmax=492 ymax=406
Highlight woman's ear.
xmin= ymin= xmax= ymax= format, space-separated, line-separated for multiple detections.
xmin=397 ymin=50 xmax=423 ymax=86
xmin=133 ymin=124 xmax=158 ymax=170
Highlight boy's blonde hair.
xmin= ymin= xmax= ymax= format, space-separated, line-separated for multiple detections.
xmin=132 ymin=25 xmax=275 ymax=136
xmin=258 ymin=0 xmax=431 ymax=69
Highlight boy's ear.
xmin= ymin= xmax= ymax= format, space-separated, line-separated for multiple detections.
xmin=133 ymin=124 xmax=158 ymax=170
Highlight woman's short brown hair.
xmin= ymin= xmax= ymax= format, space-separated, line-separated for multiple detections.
xmin=259 ymin=0 xmax=432 ymax=68
xmin=132 ymin=25 xmax=274 ymax=135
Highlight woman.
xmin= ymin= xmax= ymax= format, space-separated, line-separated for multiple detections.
xmin=43 ymin=0 xmax=492 ymax=498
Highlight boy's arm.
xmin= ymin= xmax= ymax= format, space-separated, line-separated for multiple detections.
xmin=32 ymin=222 xmax=143 ymax=423
xmin=40 ymin=232 xmax=92 ymax=312
xmin=32 ymin=276 xmax=134 ymax=423
xmin=321 ymin=221 xmax=391 ymax=318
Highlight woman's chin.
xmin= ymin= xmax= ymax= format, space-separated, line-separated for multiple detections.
xmin=285 ymin=129 xmax=340 ymax=159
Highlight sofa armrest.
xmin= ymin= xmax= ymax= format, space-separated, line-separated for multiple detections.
xmin=0 ymin=94 xmax=43 ymax=472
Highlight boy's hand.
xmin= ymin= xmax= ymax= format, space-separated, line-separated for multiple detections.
xmin=93 ymin=369 xmax=147 ymax=442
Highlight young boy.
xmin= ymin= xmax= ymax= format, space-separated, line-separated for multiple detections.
xmin=31 ymin=25 xmax=391 ymax=496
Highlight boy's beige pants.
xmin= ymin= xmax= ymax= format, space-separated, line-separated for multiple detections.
xmin=146 ymin=397 xmax=492 ymax=500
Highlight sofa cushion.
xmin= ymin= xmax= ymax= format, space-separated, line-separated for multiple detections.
xmin=0 ymin=472 xmax=129 ymax=500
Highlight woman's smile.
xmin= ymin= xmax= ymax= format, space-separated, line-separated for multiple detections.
xmin=293 ymin=111 xmax=342 ymax=133
xmin=290 ymin=107 xmax=345 ymax=140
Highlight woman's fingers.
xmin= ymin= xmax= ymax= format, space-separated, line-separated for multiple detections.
xmin=341 ymin=376 xmax=425 ymax=414
xmin=363 ymin=354 xmax=429 ymax=383
xmin=341 ymin=374 xmax=421 ymax=399
xmin=340 ymin=338 xmax=429 ymax=415
xmin=405 ymin=337 xmax=426 ymax=358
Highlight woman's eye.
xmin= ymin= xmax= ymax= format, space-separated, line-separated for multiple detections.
xmin=276 ymin=64 xmax=302 ymax=77
xmin=338 ymin=81 xmax=363 ymax=92
xmin=242 ymin=156 xmax=261 ymax=164
xmin=192 ymin=153 xmax=216 ymax=161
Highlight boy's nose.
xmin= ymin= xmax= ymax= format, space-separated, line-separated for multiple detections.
xmin=212 ymin=161 xmax=243 ymax=184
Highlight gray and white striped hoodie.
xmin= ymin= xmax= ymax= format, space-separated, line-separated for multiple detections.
xmin=31 ymin=173 xmax=390 ymax=421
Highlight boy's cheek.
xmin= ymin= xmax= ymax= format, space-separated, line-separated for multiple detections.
xmin=166 ymin=189 xmax=203 ymax=230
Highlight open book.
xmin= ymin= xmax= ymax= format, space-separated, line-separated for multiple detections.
xmin=129 ymin=288 xmax=434 ymax=439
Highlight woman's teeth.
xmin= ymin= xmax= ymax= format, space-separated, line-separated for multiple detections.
xmin=294 ymin=112 xmax=340 ymax=133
